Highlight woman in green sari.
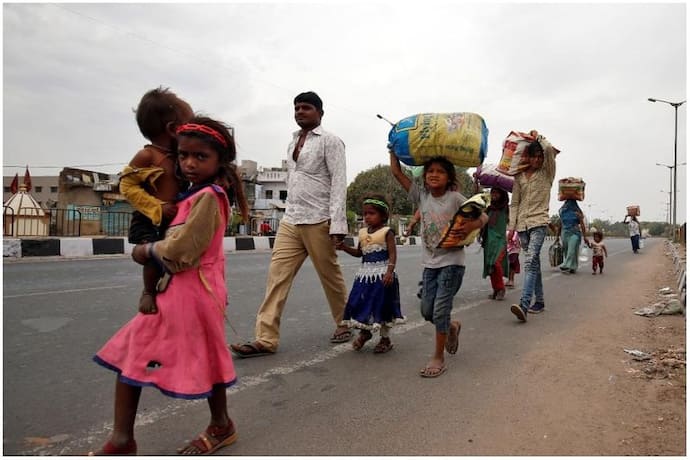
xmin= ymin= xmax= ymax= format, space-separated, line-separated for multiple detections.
xmin=482 ymin=187 xmax=510 ymax=300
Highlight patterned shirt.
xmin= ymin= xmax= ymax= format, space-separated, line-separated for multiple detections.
xmin=282 ymin=125 xmax=348 ymax=235
xmin=508 ymin=139 xmax=557 ymax=232
xmin=408 ymin=182 xmax=467 ymax=268
xmin=627 ymin=219 xmax=640 ymax=237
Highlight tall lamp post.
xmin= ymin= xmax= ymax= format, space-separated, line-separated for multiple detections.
xmin=656 ymin=162 xmax=686 ymax=225
xmin=648 ymin=98 xmax=686 ymax=229
xmin=656 ymin=163 xmax=673 ymax=223
xmin=660 ymin=190 xmax=671 ymax=224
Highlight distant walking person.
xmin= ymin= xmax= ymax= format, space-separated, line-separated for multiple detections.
xmin=91 ymin=116 xmax=248 ymax=455
xmin=231 ymin=91 xmax=351 ymax=358
xmin=508 ymin=131 xmax=558 ymax=320
xmin=482 ymin=187 xmax=509 ymax=300
xmin=558 ymin=199 xmax=590 ymax=274
xmin=336 ymin=194 xmax=405 ymax=354
xmin=623 ymin=215 xmax=641 ymax=253
xmin=120 ymin=87 xmax=193 ymax=314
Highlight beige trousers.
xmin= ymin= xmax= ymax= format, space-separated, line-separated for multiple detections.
xmin=254 ymin=221 xmax=347 ymax=351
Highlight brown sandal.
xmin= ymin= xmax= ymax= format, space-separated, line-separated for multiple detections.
xmin=229 ymin=341 xmax=275 ymax=358
xmin=373 ymin=337 xmax=393 ymax=354
xmin=177 ymin=423 xmax=238 ymax=455
xmin=352 ymin=330 xmax=372 ymax=351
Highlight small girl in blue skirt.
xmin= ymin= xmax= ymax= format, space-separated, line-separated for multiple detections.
xmin=336 ymin=194 xmax=405 ymax=353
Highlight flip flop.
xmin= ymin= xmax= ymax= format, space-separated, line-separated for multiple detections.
xmin=229 ymin=342 xmax=275 ymax=359
xmin=419 ymin=364 xmax=447 ymax=378
xmin=330 ymin=328 xmax=353 ymax=343
xmin=445 ymin=320 xmax=461 ymax=354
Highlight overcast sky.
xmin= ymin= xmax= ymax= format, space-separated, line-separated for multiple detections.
xmin=3 ymin=2 xmax=687 ymax=223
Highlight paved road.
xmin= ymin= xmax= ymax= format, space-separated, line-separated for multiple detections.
xmin=3 ymin=236 xmax=646 ymax=455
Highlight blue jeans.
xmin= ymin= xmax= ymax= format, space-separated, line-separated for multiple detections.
xmin=518 ymin=226 xmax=547 ymax=310
xmin=421 ymin=265 xmax=465 ymax=334
xmin=631 ymin=234 xmax=640 ymax=252
xmin=560 ymin=227 xmax=581 ymax=271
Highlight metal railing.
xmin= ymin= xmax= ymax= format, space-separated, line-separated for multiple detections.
xmin=3 ymin=207 xmax=135 ymax=237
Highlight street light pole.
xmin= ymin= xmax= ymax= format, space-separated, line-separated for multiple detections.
xmin=648 ymin=98 xmax=686 ymax=229
xmin=656 ymin=163 xmax=673 ymax=224
xmin=660 ymin=190 xmax=671 ymax=224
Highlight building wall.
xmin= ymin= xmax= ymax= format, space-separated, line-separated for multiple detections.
xmin=257 ymin=168 xmax=288 ymax=201
xmin=3 ymin=176 xmax=59 ymax=207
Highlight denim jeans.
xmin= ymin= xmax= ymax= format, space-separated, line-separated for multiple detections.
xmin=630 ymin=235 xmax=640 ymax=253
xmin=518 ymin=226 xmax=547 ymax=310
xmin=560 ymin=227 xmax=581 ymax=271
xmin=420 ymin=265 xmax=465 ymax=334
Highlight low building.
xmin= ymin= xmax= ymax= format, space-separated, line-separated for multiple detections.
xmin=56 ymin=167 xmax=131 ymax=236
xmin=5 ymin=159 xmax=289 ymax=237
xmin=3 ymin=175 xmax=59 ymax=208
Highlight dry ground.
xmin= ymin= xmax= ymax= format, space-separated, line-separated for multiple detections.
xmin=469 ymin=240 xmax=686 ymax=455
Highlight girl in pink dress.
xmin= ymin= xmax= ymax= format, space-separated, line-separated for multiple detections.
xmin=90 ymin=116 xmax=249 ymax=456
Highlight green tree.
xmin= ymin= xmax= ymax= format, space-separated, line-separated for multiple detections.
xmin=346 ymin=164 xmax=414 ymax=216
xmin=455 ymin=166 xmax=477 ymax=197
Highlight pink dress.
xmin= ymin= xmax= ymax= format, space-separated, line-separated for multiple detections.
xmin=94 ymin=184 xmax=236 ymax=399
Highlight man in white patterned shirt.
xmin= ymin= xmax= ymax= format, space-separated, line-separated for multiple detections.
xmin=231 ymin=91 xmax=351 ymax=357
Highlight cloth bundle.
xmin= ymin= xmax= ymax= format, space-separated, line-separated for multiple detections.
xmin=558 ymin=177 xmax=585 ymax=201
xmin=497 ymin=130 xmax=560 ymax=176
xmin=387 ymin=112 xmax=488 ymax=167
xmin=627 ymin=205 xmax=641 ymax=216
xmin=475 ymin=163 xmax=514 ymax=192
xmin=548 ymin=239 xmax=564 ymax=267
xmin=437 ymin=192 xmax=490 ymax=248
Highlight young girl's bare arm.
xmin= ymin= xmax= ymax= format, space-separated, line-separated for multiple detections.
xmin=389 ymin=151 xmax=411 ymax=192
xmin=383 ymin=229 xmax=397 ymax=287
xmin=337 ymin=240 xmax=362 ymax=258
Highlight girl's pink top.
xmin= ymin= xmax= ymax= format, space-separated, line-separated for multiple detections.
xmin=94 ymin=184 xmax=236 ymax=399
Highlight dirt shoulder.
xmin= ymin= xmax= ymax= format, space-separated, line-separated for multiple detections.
xmin=472 ymin=240 xmax=686 ymax=455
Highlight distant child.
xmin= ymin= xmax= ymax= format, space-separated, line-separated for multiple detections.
xmin=336 ymin=194 xmax=404 ymax=353
xmin=390 ymin=152 xmax=487 ymax=378
xmin=506 ymin=229 xmax=521 ymax=288
xmin=120 ymin=87 xmax=193 ymax=314
xmin=589 ymin=230 xmax=608 ymax=275
xmin=481 ymin=187 xmax=509 ymax=300
xmin=90 ymin=116 xmax=249 ymax=455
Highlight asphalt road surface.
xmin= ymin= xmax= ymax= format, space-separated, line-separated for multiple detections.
xmin=3 ymin=236 xmax=645 ymax=455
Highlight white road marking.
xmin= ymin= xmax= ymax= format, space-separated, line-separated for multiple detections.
xmin=3 ymin=285 xmax=128 ymax=299
xmin=38 ymin=243 xmax=638 ymax=454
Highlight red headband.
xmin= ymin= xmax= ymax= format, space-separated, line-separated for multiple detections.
xmin=176 ymin=123 xmax=228 ymax=148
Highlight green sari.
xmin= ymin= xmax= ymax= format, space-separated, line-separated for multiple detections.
xmin=482 ymin=207 xmax=509 ymax=278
